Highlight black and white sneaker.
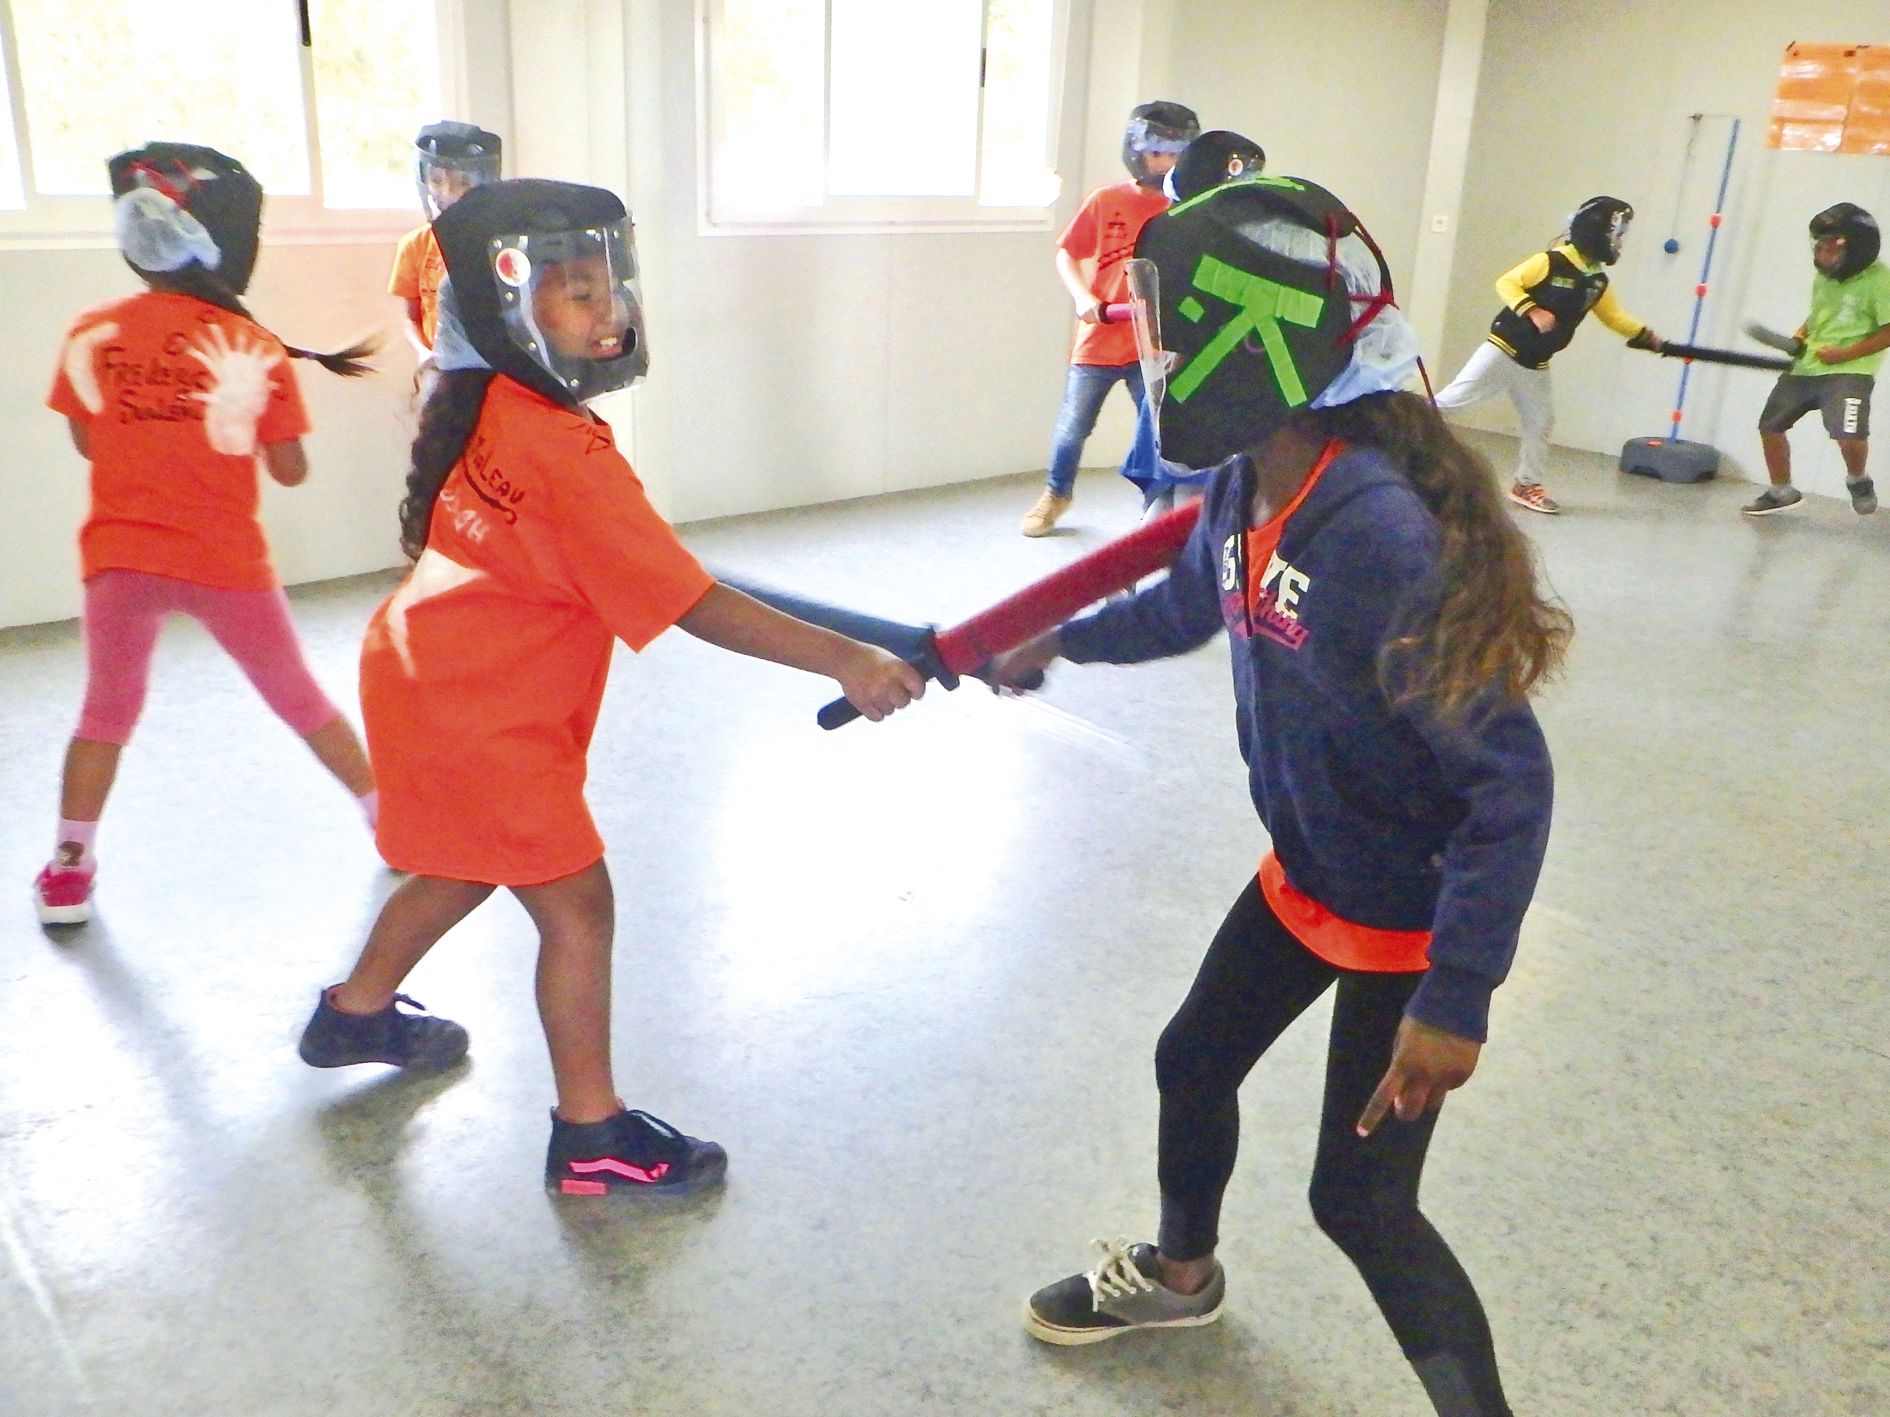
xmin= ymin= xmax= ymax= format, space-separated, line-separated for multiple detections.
xmin=1741 ymin=485 xmax=1804 ymax=516
xmin=1847 ymin=476 xmax=1877 ymax=515
xmin=1024 ymin=1239 xmax=1224 ymax=1345
xmin=298 ymin=989 xmax=469 ymax=1071
xmin=546 ymin=1107 xmax=728 ymax=1197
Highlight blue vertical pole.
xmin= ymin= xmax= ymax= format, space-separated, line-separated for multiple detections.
xmin=1669 ymin=117 xmax=1740 ymax=442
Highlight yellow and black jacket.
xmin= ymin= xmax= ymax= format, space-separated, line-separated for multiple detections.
xmin=1486 ymin=243 xmax=1647 ymax=369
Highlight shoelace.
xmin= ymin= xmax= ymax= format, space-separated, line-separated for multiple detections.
xmin=1083 ymin=1237 xmax=1156 ymax=1311
xmin=390 ymin=993 xmax=430 ymax=1015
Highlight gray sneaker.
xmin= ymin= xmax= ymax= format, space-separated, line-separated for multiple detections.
xmin=1847 ymin=476 xmax=1877 ymax=515
xmin=1024 ymin=1238 xmax=1224 ymax=1345
xmin=1741 ymin=485 xmax=1804 ymax=516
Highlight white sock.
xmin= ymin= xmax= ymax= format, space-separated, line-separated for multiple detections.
xmin=55 ymin=818 xmax=98 ymax=872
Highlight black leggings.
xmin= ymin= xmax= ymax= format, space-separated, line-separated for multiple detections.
xmin=1155 ymin=878 xmax=1512 ymax=1417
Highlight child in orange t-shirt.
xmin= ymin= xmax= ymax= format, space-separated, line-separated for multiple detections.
xmin=299 ymin=179 xmax=925 ymax=1196
xmin=34 ymin=142 xmax=379 ymax=928
xmin=388 ymin=122 xmax=501 ymax=359
xmin=1018 ymin=100 xmax=1198 ymax=537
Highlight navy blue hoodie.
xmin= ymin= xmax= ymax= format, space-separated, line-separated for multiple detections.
xmin=1059 ymin=443 xmax=1553 ymax=1041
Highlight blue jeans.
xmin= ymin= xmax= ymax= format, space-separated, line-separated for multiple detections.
xmin=1046 ymin=361 xmax=1146 ymax=496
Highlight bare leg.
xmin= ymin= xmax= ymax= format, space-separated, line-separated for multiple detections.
xmin=513 ymin=861 xmax=618 ymax=1125
xmin=331 ymin=874 xmax=494 ymax=1014
xmin=1837 ymin=437 xmax=1869 ymax=477
xmin=303 ymin=715 xmax=375 ymax=798
xmin=58 ymin=737 xmax=124 ymax=832
xmin=1761 ymin=431 xmax=1792 ymax=486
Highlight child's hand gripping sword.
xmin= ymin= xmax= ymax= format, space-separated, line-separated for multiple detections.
xmin=729 ymin=264 xmax=1199 ymax=729
xmin=717 ymin=496 xmax=1202 ymax=730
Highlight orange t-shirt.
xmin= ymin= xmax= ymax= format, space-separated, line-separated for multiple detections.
xmin=1058 ymin=180 xmax=1171 ymax=366
xmin=46 ymin=290 xmax=311 ymax=592
xmin=388 ymin=225 xmax=447 ymax=348
xmin=360 ymin=376 xmax=715 ymax=886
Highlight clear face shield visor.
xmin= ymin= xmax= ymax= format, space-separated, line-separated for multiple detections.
xmin=417 ymin=150 xmax=502 ymax=220
xmin=1123 ymin=118 xmax=1194 ymax=184
xmin=1604 ymin=210 xmax=1631 ymax=261
xmin=490 ymin=219 xmax=649 ymax=401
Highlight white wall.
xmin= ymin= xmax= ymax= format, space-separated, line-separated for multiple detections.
xmin=1443 ymin=0 xmax=1890 ymax=492
xmin=1405 ymin=0 xmax=1488 ymax=360
xmin=1153 ymin=0 xmax=1452 ymax=301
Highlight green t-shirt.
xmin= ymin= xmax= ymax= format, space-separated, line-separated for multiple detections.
xmin=1793 ymin=260 xmax=1890 ymax=377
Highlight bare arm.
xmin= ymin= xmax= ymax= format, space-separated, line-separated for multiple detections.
xmin=1055 ymin=248 xmax=1102 ymax=323
xmin=678 ymin=582 xmax=924 ymax=722
xmin=262 ymin=438 xmax=308 ymax=487
xmin=402 ymin=298 xmax=431 ymax=359
xmin=1816 ymin=322 xmax=1890 ymax=364
xmin=66 ymin=417 xmax=89 ymax=459
xmin=988 ymin=629 xmax=1063 ymax=690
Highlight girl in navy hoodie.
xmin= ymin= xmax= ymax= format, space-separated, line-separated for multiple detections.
xmin=996 ymin=177 xmax=1567 ymax=1417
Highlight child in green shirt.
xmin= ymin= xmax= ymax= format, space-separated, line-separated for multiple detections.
xmin=1745 ymin=204 xmax=1890 ymax=516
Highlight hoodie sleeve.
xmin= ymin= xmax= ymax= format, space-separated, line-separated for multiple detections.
xmin=1400 ymin=695 xmax=1553 ymax=1041
xmin=1300 ymin=491 xmax=1553 ymax=1042
xmin=1057 ymin=469 xmax=1231 ymax=665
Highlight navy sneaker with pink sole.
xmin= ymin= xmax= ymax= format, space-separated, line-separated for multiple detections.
xmin=546 ymin=1107 xmax=727 ymax=1197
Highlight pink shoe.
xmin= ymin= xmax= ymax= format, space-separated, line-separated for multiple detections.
xmin=33 ymin=864 xmax=93 ymax=925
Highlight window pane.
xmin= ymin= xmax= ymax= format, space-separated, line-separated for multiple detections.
xmin=710 ymin=0 xmax=826 ymax=215
xmin=828 ymin=0 xmax=981 ymax=198
xmin=0 ymin=23 xmax=22 ymax=208
xmin=979 ymin=0 xmax=1058 ymax=206
xmin=309 ymin=0 xmax=442 ymax=210
xmin=11 ymin=0 xmax=309 ymax=196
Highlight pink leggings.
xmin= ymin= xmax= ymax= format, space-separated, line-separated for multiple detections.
xmin=78 ymin=570 xmax=341 ymax=746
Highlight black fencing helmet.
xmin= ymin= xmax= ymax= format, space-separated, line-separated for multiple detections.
xmin=1567 ymin=195 xmax=1633 ymax=266
xmin=416 ymin=121 xmax=503 ymax=220
xmin=1122 ymin=101 xmax=1200 ymax=186
xmin=1134 ymin=175 xmax=1396 ymax=469
xmin=108 ymin=142 xmax=263 ymax=294
xmin=1166 ymin=130 xmax=1266 ymax=204
xmin=433 ymin=179 xmax=648 ymax=408
xmin=1809 ymin=203 xmax=1881 ymax=281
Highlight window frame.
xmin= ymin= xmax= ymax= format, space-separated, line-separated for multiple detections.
xmin=0 ymin=0 xmax=468 ymax=251
xmin=694 ymin=0 xmax=1071 ymax=237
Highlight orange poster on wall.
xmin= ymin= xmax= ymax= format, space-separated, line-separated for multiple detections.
xmin=1848 ymin=45 xmax=1890 ymax=156
xmin=1769 ymin=42 xmax=1890 ymax=155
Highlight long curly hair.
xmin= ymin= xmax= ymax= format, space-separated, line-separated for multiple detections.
xmin=1292 ymin=390 xmax=1571 ymax=714
xmin=398 ymin=369 xmax=498 ymax=557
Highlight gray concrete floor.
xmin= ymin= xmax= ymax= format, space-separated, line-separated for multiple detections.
xmin=2 ymin=437 xmax=1886 ymax=1416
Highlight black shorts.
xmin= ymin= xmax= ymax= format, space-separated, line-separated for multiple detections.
xmin=1758 ymin=373 xmax=1873 ymax=439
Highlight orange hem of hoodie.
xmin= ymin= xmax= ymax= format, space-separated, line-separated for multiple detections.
xmin=1258 ymin=850 xmax=1430 ymax=974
